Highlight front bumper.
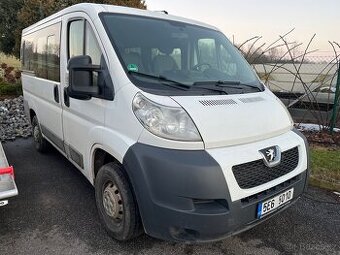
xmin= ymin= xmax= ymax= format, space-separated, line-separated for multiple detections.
xmin=123 ymin=129 xmax=309 ymax=242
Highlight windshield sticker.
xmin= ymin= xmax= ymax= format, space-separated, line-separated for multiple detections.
xmin=127 ymin=64 xmax=139 ymax=72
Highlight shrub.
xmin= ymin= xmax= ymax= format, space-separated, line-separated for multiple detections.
xmin=0 ymin=62 xmax=21 ymax=84
xmin=14 ymin=70 xmax=21 ymax=79
xmin=0 ymin=61 xmax=23 ymax=96
xmin=0 ymin=82 xmax=22 ymax=96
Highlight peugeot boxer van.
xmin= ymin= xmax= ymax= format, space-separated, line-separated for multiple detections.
xmin=21 ymin=3 xmax=309 ymax=242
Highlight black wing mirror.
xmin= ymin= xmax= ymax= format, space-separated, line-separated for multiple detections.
xmin=67 ymin=55 xmax=100 ymax=98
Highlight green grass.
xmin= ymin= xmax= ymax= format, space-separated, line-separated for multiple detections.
xmin=310 ymin=147 xmax=340 ymax=191
xmin=0 ymin=53 xmax=21 ymax=69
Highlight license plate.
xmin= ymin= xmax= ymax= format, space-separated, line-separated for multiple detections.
xmin=257 ymin=188 xmax=294 ymax=218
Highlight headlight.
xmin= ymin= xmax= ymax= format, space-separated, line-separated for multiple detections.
xmin=132 ymin=93 xmax=202 ymax=141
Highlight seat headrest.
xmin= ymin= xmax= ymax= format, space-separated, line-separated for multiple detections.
xmin=158 ymin=46 xmax=174 ymax=55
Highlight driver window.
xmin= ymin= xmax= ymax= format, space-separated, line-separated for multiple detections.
xmin=85 ymin=22 xmax=102 ymax=87
xmin=85 ymin=22 xmax=102 ymax=65
xmin=68 ymin=19 xmax=103 ymax=87
xmin=68 ymin=20 xmax=102 ymax=65
xmin=69 ymin=20 xmax=84 ymax=58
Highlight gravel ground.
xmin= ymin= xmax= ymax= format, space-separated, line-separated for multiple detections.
xmin=0 ymin=96 xmax=31 ymax=141
xmin=1 ymin=138 xmax=340 ymax=255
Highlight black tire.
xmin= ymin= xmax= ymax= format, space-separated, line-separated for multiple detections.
xmin=95 ymin=162 xmax=142 ymax=241
xmin=32 ymin=115 xmax=49 ymax=153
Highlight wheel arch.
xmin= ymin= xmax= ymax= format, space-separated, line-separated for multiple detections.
xmin=90 ymin=143 xmax=144 ymax=230
xmin=90 ymin=144 xmax=128 ymax=184
xmin=29 ymin=108 xmax=36 ymax=122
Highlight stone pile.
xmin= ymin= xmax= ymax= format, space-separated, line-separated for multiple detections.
xmin=0 ymin=96 xmax=32 ymax=141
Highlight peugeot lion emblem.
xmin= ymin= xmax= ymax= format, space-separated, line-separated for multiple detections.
xmin=259 ymin=146 xmax=281 ymax=167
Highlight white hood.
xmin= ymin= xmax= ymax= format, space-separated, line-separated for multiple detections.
xmin=171 ymin=91 xmax=293 ymax=149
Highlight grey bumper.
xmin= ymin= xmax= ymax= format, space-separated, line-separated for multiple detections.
xmin=123 ymin=139 xmax=309 ymax=242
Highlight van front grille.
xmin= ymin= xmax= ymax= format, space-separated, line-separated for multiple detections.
xmin=240 ymin=174 xmax=301 ymax=205
xmin=232 ymin=147 xmax=299 ymax=189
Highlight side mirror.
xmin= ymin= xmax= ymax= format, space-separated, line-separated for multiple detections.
xmin=67 ymin=55 xmax=100 ymax=98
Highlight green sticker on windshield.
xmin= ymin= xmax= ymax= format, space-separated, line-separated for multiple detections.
xmin=127 ymin=64 xmax=138 ymax=72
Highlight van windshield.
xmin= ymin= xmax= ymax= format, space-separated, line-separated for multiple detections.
xmin=101 ymin=13 xmax=262 ymax=94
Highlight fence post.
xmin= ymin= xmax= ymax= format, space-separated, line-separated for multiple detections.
xmin=330 ymin=64 xmax=340 ymax=133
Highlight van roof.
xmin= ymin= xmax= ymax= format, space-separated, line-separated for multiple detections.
xmin=22 ymin=3 xmax=219 ymax=34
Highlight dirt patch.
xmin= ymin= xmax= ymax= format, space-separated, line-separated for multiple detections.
xmin=302 ymin=130 xmax=340 ymax=148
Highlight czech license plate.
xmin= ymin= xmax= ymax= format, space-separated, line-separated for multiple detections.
xmin=257 ymin=188 xmax=294 ymax=218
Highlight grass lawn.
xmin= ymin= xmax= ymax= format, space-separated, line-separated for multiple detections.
xmin=0 ymin=53 xmax=20 ymax=69
xmin=310 ymin=146 xmax=340 ymax=191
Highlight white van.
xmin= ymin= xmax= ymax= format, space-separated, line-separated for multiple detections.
xmin=21 ymin=3 xmax=309 ymax=242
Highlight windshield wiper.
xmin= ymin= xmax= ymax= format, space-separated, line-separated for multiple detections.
xmin=191 ymin=83 xmax=228 ymax=95
xmin=128 ymin=71 xmax=190 ymax=90
xmin=216 ymin=80 xmax=261 ymax=90
xmin=194 ymin=80 xmax=261 ymax=90
xmin=129 ymin=71 xmax=228 ymax=94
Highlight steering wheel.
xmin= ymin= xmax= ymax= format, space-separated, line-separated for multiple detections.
xmin=191 ymin=63 xmax=211 ymax=72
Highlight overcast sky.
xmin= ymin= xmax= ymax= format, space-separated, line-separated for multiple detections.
xmin=145 ymin=0 xmax=340 ymax=54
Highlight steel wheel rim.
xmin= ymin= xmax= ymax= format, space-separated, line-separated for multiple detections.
xmin=102 ymin=181 xmax=123 ymax=223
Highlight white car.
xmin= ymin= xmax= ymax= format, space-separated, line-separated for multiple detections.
xmin=314 ymin=86 xmax=336 ymax=93
xmin=21 ymin=3 xmax=309 ymax=242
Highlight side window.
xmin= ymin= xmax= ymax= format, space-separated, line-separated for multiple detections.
xmin=68 ymin=19 xmax=104 ymax=88
xmin=22 ymin=35 xmax=33 ymax=71
xmin=85 ymin=22 xmax=102 ymax=65
xmin=47 ymin=35 xmax=60 ymax=81
xmin=21 ymin=23 xmax=60 ymax=82
xmin=35 ymin=36 xmax=47 ymax=79
xmin=68 ymin=20 xmax=84 ymax=58
xmin=68 ymin=20 xmax=102 ymax=65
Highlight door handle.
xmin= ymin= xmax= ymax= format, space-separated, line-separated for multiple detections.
xmin=53 ymin=85 xmax=59 ymax=103
xmin=64 ymin=88 xmax=70 ymax=107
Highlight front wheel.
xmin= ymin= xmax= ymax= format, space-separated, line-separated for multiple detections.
xmin=95 ymin=162 xmax=142 ymax=241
